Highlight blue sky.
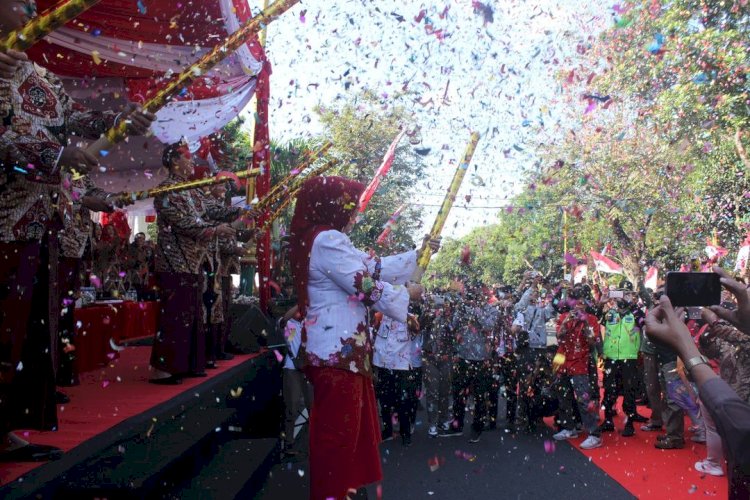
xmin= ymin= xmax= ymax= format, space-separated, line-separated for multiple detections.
xmin=251 ymin=0 xmax=613 ymax=238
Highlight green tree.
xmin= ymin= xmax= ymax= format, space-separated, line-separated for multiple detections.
xmin=317 ymin=91 xmax=426 ymax=250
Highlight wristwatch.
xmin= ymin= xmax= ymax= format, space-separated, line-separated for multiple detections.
xmin=684 ymin=354 xmax=710 ymax=373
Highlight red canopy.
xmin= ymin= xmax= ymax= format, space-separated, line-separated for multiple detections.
xmin=30 ymin=0 xmax=274 ymax=308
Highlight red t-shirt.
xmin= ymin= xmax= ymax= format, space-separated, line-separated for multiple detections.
xmin=555 ymin=312 xmax=592 ymax=376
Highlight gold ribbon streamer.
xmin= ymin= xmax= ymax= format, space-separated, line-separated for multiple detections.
xmin=89 ymin=0 xmax=299 ymax=151
xmin=261 ymin=158 xmax=341 ymax=229
xmin=258 ymin=141 xmax=332 ymax=208
xmin=412 ymin=132 xmax=481 ymax=281
xmin=120 ymin=168 xmax=260 ymax=202
xmin=1 ymin=0 xmax=102 ymax=51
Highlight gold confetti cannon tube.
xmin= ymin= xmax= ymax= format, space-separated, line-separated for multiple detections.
xmin=257 ymin=141 xmax=332 ymax=208
xmin=411 ymin=132 xmax=481 ymax=282
xmin=261 ymin=159 xmax=341 ymax=229
xmin=1 ymin=0 xmax=102 ymax=51
xmin=120 ymin=168 xmax=260 ymax=202
xmin=86 ymin=0 xmax=299 ymax=155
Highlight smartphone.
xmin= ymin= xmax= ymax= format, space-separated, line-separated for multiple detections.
xmin=665 ymin=272 xmax=721 ymax=307
xmin=609 ymin=290 xmax=624 ymax=299
xmin=686 ymin=307 xmax=703 ymax=320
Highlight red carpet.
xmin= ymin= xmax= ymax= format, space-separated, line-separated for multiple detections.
xmin=546 ymin=404 xmax=728 ymax=499
xmin=0 ymin=346 xmax=257 ymax=486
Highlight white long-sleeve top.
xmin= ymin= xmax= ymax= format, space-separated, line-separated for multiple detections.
xmin=373 ymin=317 xmax=422 ymax=370
xmin=303 ymin=230 xmax=414 ymax=376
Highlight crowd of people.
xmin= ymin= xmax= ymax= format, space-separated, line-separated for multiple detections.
xmin=280 ymin=175 xmax=750 ymax=499
xmin=89 ymin=226 xmax=157 ymax=298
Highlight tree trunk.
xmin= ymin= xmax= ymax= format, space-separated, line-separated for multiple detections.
xmin=608 ymin=215 xmax=645 ymax=288
xmin=735 ymin=129 xmax=750 ymax=172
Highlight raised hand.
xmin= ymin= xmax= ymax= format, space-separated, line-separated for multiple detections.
xmin=708 ymin=266 xmax=750 ymax=336
xmin=0 ymin=49 xmax=27 ymax=79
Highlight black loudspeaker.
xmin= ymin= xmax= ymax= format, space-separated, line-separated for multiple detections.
xmin=227 ymin=303 xmax=281 ymax=354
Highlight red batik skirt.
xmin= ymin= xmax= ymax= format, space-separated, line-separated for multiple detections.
xmin=305 ymin=365 xmax=382 ymax=500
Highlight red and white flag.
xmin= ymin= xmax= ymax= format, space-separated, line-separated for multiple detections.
xmin=705 ymin=239 xmax=728 ymax=261
xmin=644 ymin=266 xmax=658 ymax=291
xmin=590 ymin=250 xmax=623 ymax=274
xmin=573 ymin=264 xmax=588 ymax=284
xmin=358 ymin=129 xmax=406 ymax=213
xmin=735 ymin=239 xmax=750 ymax=273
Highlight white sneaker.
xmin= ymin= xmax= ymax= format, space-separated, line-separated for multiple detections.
xmin=553 ymin=429 xmax=579 ymax=441
xmin=428 ymin=426 xmax=438 ymax=437
xmin=695 ymin=460 xmax=724 ymax=477
xmin=580 ymin=435 xmax=603 ymax=450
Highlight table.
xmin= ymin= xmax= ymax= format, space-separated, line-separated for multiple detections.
xmin=73 ymin=301 xmax=159 ymax=373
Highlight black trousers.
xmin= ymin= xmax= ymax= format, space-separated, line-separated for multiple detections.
xmin=516 ymin=347 xmax=547 ymax=426
xmin=487 ymin=354 xmax=518 ymax=427
xmin=452 ymin=358 xmax=492 ymax=433
xmin=375 ymin=367 xmax=422 ymax=438
xmin=602 ymin=358 xmax=638 ymax=421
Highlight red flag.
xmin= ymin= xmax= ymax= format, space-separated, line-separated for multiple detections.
xmin=358 ymin=129 xmax=406 ymax=213
xmin=590 ymin=251 xmax=623 ymax=274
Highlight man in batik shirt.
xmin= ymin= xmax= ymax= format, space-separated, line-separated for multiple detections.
xmin=0 ymin=0 xmax=154 ymax=461
xmin=57 ymin=176 xmax=131 ymax=387
xmin=150 ymin=143 xmax=241 ymax=384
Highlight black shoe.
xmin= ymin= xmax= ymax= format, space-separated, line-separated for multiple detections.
xmin=597 ymin=421 xmax=615 ymax=433
xmin=149 ymin=375 xmax=182 ymax=385
xmin=205 ymin=361 xmax=218 ymax=370
xmin=631 ymin=413 xmax=649 ymax=423
xmin=187 ymin=372 xmax=208 ymax=378
xmin=217 ymin=352 xmax=235 ymax=361
xmin=438 ymin=428 xmax=463 ymax=438
xmin=621 ymin=425 xmax=635 ymax=437
xmin=55 ymin=391 xmax=70 ymax=404
xmin=469 ymin=430 xmax=482 ymax=443
xmin=0 ymin=444 xmax=63 ymax=462
xmin=382 ymin=428 xmax=394 ymax=442
xmin=401 ymin=435 xmax=412 ymax=447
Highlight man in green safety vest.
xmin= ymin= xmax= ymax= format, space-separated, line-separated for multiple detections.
xmin=597 ymin=298 xmax=648 ymax=437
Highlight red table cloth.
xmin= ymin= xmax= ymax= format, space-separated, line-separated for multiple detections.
xmin=73 ymin=301 xmax=159 ymax=373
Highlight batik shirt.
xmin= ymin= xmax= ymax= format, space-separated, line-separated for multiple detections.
xmin=154 ymin=175 xmax=241 ymax=274
xmin=701 ymin=322 xmax=750 ymax=403
xmin=0 ymin=61 xmax=116 ymax=242
xmin=303 ymin=229 xmax=413 ymax=376
xmin=60 ymin=175 xmax=111 ymax=258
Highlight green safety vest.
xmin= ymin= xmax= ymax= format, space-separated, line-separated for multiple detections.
xmin=603 ymin=311 xmax=640 ymax=360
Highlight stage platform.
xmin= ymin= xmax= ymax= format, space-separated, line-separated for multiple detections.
xmin=0 ymin=345 xmax=283 ymax=499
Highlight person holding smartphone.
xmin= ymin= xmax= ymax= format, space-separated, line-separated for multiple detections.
xmin=646 ymin=266 xmax=750 ymax=499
